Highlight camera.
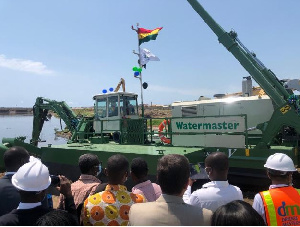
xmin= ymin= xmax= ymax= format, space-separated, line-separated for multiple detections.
xmin=50 ymin=175 xmax=60 ymax=186
xmin=189 ymin=163 xmax=208 ymax=180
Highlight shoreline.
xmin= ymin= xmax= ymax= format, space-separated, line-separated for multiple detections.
xmin=0 ymin=107 xmax=33 ymax=115
xmin=0 ymin=114 xmax=33 ymax=116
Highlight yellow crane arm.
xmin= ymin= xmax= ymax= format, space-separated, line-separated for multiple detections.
xmin=114 ymin=78 xmax=126 ymax=92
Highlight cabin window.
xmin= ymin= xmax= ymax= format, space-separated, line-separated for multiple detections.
xmin=96 ymin=98 xmax=107 ymax=119
xmin=108 ymin=96 xmax=119 ymax=117
xmin=120 ymin=96 xmax=137 ymax=116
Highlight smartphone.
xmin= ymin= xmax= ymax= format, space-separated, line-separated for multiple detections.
xmin=190 ymin=163 xmax=208 ymax=180
xmin=50 ymin=175 xmax=60 ymax=186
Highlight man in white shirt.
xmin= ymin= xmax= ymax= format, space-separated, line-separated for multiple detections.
xmin=183 ymin=152 xmax=243 ymax=212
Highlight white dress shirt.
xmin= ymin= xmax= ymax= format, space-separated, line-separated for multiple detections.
xmin=5 ymin=172 xmax=16 ymax=176
xmin=252 ymin=184 xmax=289 ymax=224
xmin=17 ymin=202 xmax=42 ymax=210
xmin=183 ymin=181 xmax=243 ymax=212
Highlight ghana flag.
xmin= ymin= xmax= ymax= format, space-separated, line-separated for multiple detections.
xmin=138 ymin=27 xmax=163 ymax=45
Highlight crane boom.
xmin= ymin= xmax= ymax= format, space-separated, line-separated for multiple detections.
xmin=114 ymin=78 xmax=126 ymax=92
xmin=31 ymin=97 xmax=79 ymax=146
xmin=187 ymin=0 xmax=291 ymax=108
xmin=187 ymin=0 xmax=300 ymax=148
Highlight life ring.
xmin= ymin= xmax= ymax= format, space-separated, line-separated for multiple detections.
xmin=158 ymin=120 xmax=171 ymax=144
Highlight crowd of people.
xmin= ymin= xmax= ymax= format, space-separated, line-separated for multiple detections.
xmin=0 ymin=146 xmax=299 ymax=226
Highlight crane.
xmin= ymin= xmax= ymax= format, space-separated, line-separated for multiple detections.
xmin=114 ymin=78 xmax=126 ymax=92
xmin=187 ymin=0 xmax=300 ymax=149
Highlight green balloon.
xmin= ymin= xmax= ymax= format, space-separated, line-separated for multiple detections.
xmin=132 ymin=66 xmax=142 ymax=72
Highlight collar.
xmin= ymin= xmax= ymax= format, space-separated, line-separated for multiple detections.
xmin=269 ymin=184 xmax=290 ymax=189
xmin=134 ymin=180 xmax=151 ymax=188
xmin=79 ymin=174 xmax=101 ymax=182
xmin=5 ymin=172 xmax=16 ymax=176
xmin=202 ymin=180 xmax=229 ymax=188
xmin=105 ymin=184 xmax=127 ymax=191
xmin=157 ymin=194 xmax=184 ymax=204
xmin=17 ymin=202 xmax=42 ymax=210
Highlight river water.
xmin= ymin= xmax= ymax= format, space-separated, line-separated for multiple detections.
xmin=0 ymin=115 xmax=67 ymax=147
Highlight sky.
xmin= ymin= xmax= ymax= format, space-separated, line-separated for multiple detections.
xmin=0 ymin=0 xmax=300 ymax=107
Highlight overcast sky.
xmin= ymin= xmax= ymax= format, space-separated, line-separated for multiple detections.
xmin=0 ymin=0 xmax=299 ymax=107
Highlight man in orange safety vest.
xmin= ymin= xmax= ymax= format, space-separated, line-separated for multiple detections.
xmin=252 ymin=153 xmax=300 ymax=226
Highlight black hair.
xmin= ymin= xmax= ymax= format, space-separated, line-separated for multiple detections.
xmin=211 ymin=200 xmax=266 ymax=226
xmin=267 ymin=169 xmax=291 ymax=181
xmin=78 ymin=153 xmax=100 ymax=174
xmin=36 ymin=209 xmax=79 ymax=226
xmin=19 ymin=190 xmax=47 ymax=203
xmin=157 ymin=154 xmax=189 ymax=195
xmin=205 ymin=152 xmax=228 ymax=172
xmin=131 ymin=157 xmax=148 ymax=179
xmin=3 ymin=146 xmax=30 ymax=172
xmin=267 ymin=168 xmax=290 ymax=177
xmin=106 ymin=154 xmax=129 ymax=184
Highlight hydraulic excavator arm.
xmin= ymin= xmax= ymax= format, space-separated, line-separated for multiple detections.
xmin=114 ymin=78 xmax=126 ymax=92
xmin=30 ymin=97 xmax=79 ymax=146
xmin=187 ymin=0 xmax=300 ymax=148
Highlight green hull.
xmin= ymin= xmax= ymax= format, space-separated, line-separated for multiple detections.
xmin=1 ymin=137 xmax=299 ymax=190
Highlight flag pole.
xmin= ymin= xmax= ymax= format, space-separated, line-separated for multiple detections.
xmin=133 ymin=23 xmax=145 ymax=118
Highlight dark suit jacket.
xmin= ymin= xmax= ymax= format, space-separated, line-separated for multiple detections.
xmin=0 ymin=206 xmax=50 ymax=226
xmin=0 ymin=174 xmax=52 ymax=217
xmin=0 ymin=174 xmax=21 ymax=216
xmin=0 ymin=196 xmax=78 ymax=226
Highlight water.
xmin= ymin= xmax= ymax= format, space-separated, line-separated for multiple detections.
xmin=0 ymin=115 xmax=67 ymax=147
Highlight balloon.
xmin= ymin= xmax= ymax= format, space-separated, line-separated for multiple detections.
xmin=134 ymin=72 xmax=140 ymax=77
xmin=109 ymin=87 xmax=114 ymax=92
xmin=132 ymin=66 xmax=142 ymax=72
xmin=102 ymin=89 xmax=107 ymax=94
xmin=142 ymin=82 xmax=148 ymax=89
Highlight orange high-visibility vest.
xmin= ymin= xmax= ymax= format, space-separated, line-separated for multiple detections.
xmin=260 ymin=186 xmax=300 ymax=226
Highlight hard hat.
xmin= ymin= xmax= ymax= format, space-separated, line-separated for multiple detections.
xmin=264 ymin=153 xmax=297 ymax=172
xmin=29 ymin=155 xmax=41 ymax=162
xmin=12 ymin=160 xmax=51 ymax=191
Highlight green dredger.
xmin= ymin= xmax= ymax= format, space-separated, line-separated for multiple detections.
xmin=1 ymin=0 xmax=300 ymax=190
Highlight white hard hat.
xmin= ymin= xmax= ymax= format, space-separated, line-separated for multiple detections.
xmin=12 ymin=160 xmax=51 ymax=191
xmin=29 ymin=155 xmax=41 ymax=162
xmin=264 ymin=153 xmax=297 ymax=172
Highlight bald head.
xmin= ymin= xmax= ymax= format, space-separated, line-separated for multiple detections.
xmin=205 ymin=152 xmax=229 ymax=180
